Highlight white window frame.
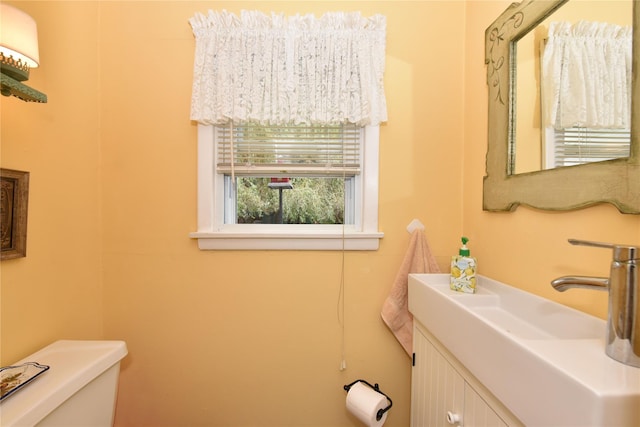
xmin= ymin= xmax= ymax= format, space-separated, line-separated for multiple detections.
xmin=190 ymin=124 xmax=383 ymax=250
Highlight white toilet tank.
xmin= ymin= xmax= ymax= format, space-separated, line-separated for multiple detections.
xmin=1 ymin=340 xmax=128 ymax=427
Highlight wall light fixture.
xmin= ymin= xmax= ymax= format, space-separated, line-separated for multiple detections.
xmin=0 ymin=3 xmax=47 ymax=103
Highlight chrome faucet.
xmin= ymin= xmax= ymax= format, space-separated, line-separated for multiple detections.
xmin=551 ymin=239 xmax=639 ymax=368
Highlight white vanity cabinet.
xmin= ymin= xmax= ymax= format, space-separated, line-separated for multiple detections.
xmin=408 ymin=274 xmax=640 ymax=426
xmin=411 ymin=322 xmax=522 ymax=427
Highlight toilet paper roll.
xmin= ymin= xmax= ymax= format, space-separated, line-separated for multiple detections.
xmin=346 ymin=382 xmax=388 ymax=427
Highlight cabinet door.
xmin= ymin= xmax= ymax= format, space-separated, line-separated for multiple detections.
xmin=464 ymin=384 xmax=509 ymax=427
xmin=411 ymin=327 xmax=465 ymax=427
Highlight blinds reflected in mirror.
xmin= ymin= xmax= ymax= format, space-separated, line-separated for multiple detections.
xmin=547 ymin=126 xmax=631 ymax=168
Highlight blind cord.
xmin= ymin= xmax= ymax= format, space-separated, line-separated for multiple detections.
xmin=338 ymin=220 xmax=346 ymax=371
xmin=229 ymin=120 xmax=235 ymax=191
xmin=338 ymin=135 xmax=348 ymax=372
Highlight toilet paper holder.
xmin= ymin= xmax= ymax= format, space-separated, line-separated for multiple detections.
xmin=343 ymin=379 xmax=393 ymax=421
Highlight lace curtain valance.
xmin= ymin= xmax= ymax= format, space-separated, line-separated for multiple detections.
xmin=542 ymin=21 xmax=632 ymax=129
xmin=189 ymin=10 xmax=388 ymax=126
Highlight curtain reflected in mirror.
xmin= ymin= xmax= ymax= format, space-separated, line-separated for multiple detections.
xmin=514 ymin=0 xmax=632 ymax=175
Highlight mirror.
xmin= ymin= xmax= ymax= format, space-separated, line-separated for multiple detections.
xmin=483 ymin=0 xmax=640 ymax=213
xmin=514 ymin=1 xmax=632 ymax=174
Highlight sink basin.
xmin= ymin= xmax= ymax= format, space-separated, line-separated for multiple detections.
xmin=408 ymin=273 xmax=640 ymax=426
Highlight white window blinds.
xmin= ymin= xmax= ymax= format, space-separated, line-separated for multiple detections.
xmin=552 ymin=127 xmax=631 ymax=167
xmin=215 ymin=123 xmax=361 ymax=176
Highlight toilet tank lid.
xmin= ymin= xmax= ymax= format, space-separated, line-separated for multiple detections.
xmin=1 ymin=340 xmax=128 ymax=427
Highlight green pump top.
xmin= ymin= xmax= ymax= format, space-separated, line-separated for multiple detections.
xmin=459 ymin=237 xmax=470 ymax=256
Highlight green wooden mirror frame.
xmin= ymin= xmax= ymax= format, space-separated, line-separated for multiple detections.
xmin=483 ymin=0 xmax=640 ymax=214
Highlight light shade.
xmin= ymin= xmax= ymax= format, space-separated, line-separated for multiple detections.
xmin=0 ymin=4 xmax=46 ymax=102
xmin=0 ymin=3 xmax=40 ymax=68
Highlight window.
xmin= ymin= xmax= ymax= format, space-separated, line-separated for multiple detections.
xmin=188 ymin=10 xmax=387 ymax=250
xmin=218 ymin=123 xmax=358 ymax=225
xmin=190 ymin=123 xmax=382 ymax=250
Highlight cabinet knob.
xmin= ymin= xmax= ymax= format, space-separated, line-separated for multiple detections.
xmin=446 ymin=411 xmax=462 ymax=425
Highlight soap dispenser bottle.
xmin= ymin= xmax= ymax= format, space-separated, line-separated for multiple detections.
xmin=450 ymin=237 xmax=477 ymax=293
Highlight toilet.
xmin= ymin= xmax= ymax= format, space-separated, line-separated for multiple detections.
xmin=1 ymin=340 xmax=128 ymax=427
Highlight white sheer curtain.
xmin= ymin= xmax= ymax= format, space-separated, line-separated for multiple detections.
xmin=189 ymin=10 xmax=387 ymax=126
xmin=542 ymin=20 xmax=632 ymax=129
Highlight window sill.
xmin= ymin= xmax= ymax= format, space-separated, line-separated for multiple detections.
xmin=189 ymin=229 xmax=383 ymax=250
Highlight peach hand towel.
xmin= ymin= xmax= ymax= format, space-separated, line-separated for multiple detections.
xmin=381 ymin=229 xmax=440 ymax=356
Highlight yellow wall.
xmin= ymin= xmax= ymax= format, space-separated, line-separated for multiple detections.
xmin=98 ymin=2 xmax=464 ymax=426
xmin=2 ymin=1 xmax=464 ymax=426
xmin=1 ymin=1 xmax=103 ymax=362
xmin=1 ymin=1 xmax=638 ymax=427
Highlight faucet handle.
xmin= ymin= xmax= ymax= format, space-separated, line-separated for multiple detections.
xmin=568 ymin=239 xmax=639 ymax=262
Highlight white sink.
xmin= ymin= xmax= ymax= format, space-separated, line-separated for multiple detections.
xmin=408 ymin=274 xmax=640 ymax=426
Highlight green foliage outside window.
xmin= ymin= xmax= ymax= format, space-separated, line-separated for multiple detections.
xmin=236 ymin=177 xmax=345 ymax=224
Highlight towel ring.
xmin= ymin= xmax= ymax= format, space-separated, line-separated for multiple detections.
xmin=343 ymin=379 xmax=393 ymax=421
